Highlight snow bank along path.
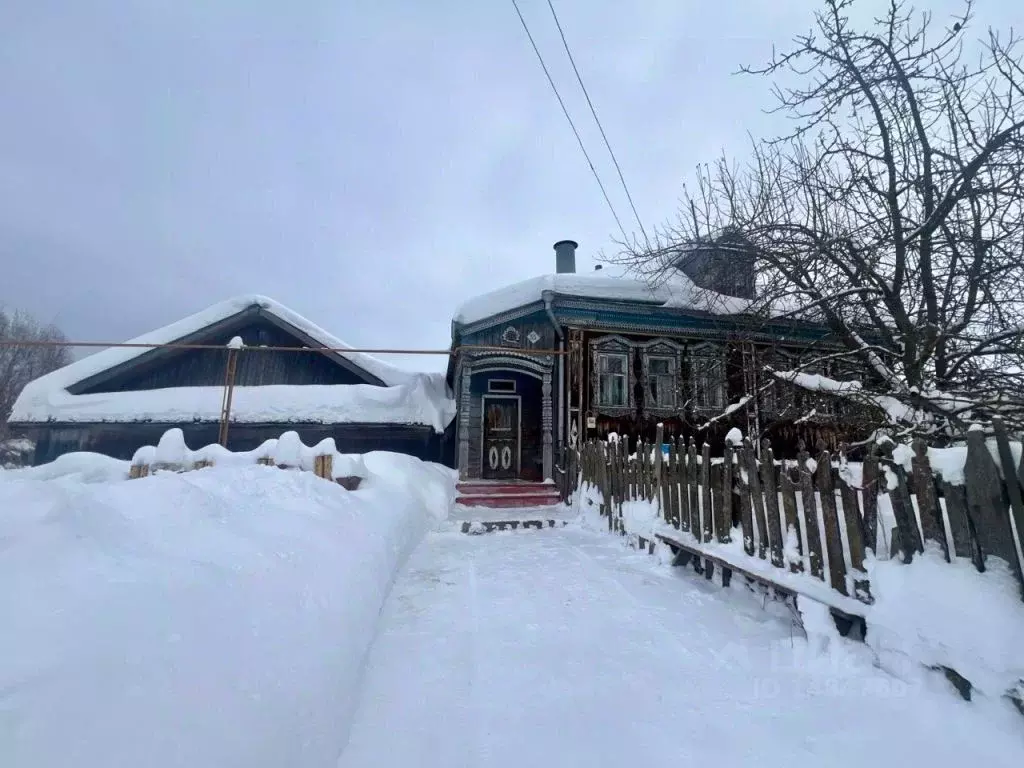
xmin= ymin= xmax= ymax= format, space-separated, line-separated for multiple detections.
xmin=340 ymin=525 xmax=1024 ymax=767
xmin=0 ymin=453 xmax=456 ymax=768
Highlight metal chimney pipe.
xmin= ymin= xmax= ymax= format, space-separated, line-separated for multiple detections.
xmin=553 ymin=240 xmax=578 ymax=274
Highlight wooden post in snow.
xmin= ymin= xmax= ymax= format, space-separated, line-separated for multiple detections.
xmin=218 ymin=345 xmax=240 ymax=447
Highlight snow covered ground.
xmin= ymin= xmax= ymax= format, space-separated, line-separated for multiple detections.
xmin=3 ymin=451 xmax=1021 ymax=767
xmin=340 ymin=526 xmax=1024 ymax=767
xmin=0 ymin=454 xmax=456 ymax=768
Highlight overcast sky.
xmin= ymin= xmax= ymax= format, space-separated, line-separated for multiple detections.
xmin=0 ymin=0 xmax=1014 ymax=373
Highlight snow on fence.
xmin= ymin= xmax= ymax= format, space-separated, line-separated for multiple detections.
xmin=564 ymin=418 xmax=1024 ymax=611
xmin=127 ymin=427 xmax=364 ymax=490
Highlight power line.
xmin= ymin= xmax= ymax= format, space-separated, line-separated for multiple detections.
xmin=545 ymin=0 xmax=649 ymax=245
xmin=510 ymin=0 xmax=629 ymax=242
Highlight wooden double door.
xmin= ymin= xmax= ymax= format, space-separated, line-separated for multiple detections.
xmin=482 ymin=396 xmax=520 ymax=479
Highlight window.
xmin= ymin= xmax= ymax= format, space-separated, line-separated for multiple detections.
xmin=597 ymin=353 xmax=629 ymax=407
xmin=647 ymin=356 xmax=676 ymax=408
xmin=487 ymin=379 xmax=516 ymax=393
xmin=690 ymin=348 xmax=726 ymax=411
xmin=590 ymin=335 xmax=635 ymax=415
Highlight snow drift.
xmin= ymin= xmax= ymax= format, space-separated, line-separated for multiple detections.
xmin=0 ymin=453 xmax=456 ymax=767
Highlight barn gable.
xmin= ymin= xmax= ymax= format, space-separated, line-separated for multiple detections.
xmin=70 ymin=304 xmax=384 ymax=395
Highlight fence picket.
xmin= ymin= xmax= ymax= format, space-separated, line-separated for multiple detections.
xmin=992 ymin=418 xmax=1024 ymax=585
xmin=860 ymin=450 xmax=881 ymax=554
xmin=720 ymin=444 xmax=734 ymax=543
xmin=743 ymin=439 xmax=769 ymax=560
xmin=838 ymin=445 xmax=869 ymax=599
xmin=912 ymin=439 xmax=949 ymax=560
xmin=779 ymin=466 xmax=803 ymax=573
xmin=760 ymin=440 xmax=785 ymax=567
xmin=816 ymin=443 xmax=848 ymax=595
xmin=688 ymin=439 xmax=701 ymax=535
xmin=737 ymin=458 xmax=756 ymax=557
xmin=701 ymin=443 xmax=713 ymax=543
xmin=566 ymin=426 xmax=1024 ymax=606
xmin=678 ymin=437 xmax=691 ymax=533
xmin=797 ymin=441 xmax=824 ymax=580
xmin=877 ymin=441 xmax=923 ymax=563
xmin=939 ymin=479 xmax=974 ymax=563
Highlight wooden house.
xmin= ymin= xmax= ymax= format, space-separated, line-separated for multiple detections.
xmin=10 ymin=295 xmax=456 ymax=466
xmin=448 ymin=239 xmax=868 ymax=484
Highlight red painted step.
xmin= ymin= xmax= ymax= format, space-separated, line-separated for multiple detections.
xmin=455 ymin=481 xmax=560 ymax=508
xmin=456 ymin=482 xmax=557 ymax=496
xmin=455 ymin=494 xmax=562 ymax=508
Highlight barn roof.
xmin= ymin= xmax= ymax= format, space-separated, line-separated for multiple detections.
xmin=10 ymin=295 xmax=455 ymax=431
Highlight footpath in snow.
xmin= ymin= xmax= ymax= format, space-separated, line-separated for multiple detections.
xmin=340 ymin=524 xmax=1024 ymax=767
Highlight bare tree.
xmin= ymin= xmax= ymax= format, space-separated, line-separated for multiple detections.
xmin=0 ymin=307 xmax=73 ymax=442
xmin=611 ymin=0 xmax=1024 ymax=437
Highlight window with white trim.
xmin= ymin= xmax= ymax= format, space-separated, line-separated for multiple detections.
xmin=597 ymin=353 xmax=629 ymax=407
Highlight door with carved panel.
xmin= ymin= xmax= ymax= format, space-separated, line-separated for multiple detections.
xmin=482 ymin=397 xmax=519 ymax=479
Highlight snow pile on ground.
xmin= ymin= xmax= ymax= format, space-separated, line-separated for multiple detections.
xmin=866 ymin=549 xmax=1024 ymax=699
xmin=572 ymin=473 xmax=1024 ymax=703
xmin=0 ymin=452 xmax=456 ymax=767
xmin=1 ymin=450 xmax=130 ymax=483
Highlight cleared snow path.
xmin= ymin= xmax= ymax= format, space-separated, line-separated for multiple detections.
xmin=340 ymin=526 xmax=1023 ymax=767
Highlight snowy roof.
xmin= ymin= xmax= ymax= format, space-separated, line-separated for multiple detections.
xmin=11 ymin=295 xmax=455 ymax=431
xmin=10 ymin=381 xmax=455 ymax=433
xmin=453 ymin=272 xmax=750 ymax=326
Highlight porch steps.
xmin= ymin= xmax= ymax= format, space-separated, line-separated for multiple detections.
xmin=455 ymin=481 xmax=561 ymax=508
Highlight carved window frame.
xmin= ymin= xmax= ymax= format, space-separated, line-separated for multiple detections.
xmin=687 ymin=342 xmax=727 ymax=414
xmin=590 ymin=335 xmax=635 ymax=417
xmin=639 ymin=338 xmax=683 ymax=416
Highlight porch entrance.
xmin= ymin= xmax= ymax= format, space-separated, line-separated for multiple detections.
xmin=482 ymin=396 xmax=520 ymax=479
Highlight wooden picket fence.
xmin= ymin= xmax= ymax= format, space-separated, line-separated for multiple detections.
xmin=568 ymin=418 xmax=1024 ymax=608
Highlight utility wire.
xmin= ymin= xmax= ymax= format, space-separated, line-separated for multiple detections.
xmin=545 ymin=0 xmax=649 ymax=244
xmin=510 ymin=0 xmax=629 ymax=242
